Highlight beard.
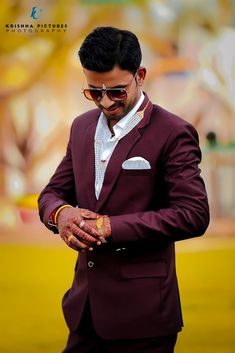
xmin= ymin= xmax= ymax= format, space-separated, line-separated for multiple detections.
xmin=97 ymin=95 xmax=139 ymax=121
xmin=101 ymin=102 xmax=125 ymax=121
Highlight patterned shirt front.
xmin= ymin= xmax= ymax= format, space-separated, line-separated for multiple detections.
xmin=94 ymin=92 xmax=145 ymax=199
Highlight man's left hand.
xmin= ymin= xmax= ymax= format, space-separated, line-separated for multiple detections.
xmin=79 ymin=215 xmax=111 ymax=242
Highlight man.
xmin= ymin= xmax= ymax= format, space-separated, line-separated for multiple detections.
xmin=38 ymin=27 xmax=210 ymax=353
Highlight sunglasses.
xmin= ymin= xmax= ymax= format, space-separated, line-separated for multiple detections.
xmin=82 ymin=71 xmax=137 ymax=102
xmin=83 ymin=88 xmax=128 ymax=102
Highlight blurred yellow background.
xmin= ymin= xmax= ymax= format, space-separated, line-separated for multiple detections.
xmin=0 ymin=0 xmax=235 ymax=352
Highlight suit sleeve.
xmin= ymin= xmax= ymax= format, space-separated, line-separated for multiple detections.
xmin=38 ymin=123 xmax=77 ymax=232
xmin=110 ymin=123 xmax=210 ymax=243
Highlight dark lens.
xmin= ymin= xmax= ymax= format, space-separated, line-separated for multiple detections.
xmin=107 ymin=89 xmax=127 ymax=101
xmin=83 ymin=89 xmax=102 ymax=101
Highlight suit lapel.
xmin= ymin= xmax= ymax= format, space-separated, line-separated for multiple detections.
xmin=94 ymin=128 xmax=142 ymax=212
xmin=94 ymin=95 xmax=153 ymax=212
xmin=83 ymin=119 xmax=98 ymax=210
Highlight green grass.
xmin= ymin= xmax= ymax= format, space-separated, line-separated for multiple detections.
xmin=0 ymin=239 xmax=234 ymax=353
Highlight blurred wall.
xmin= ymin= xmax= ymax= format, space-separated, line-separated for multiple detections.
xmin=0 ymin=0 xmax=235 ymax=231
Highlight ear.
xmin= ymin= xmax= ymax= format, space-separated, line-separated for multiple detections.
xmin=136 ymin=66 xmax=146 ymax=86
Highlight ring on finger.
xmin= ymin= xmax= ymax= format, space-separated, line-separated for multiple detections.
xmin=79 ymin=220 xmax=85 ymax=228
xmin=68 ymin=235 xmax=73 ymax=243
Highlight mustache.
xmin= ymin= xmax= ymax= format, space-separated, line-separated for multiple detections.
xmin=100 ymin=102 xmax=121 ymax=110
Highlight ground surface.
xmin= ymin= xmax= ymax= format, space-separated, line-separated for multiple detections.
xmin=0 ymin=235 xmax=234 ymax=353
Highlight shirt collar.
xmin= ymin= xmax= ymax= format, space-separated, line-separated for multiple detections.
xmin=99 ymin=91 xmax=145 ymax=139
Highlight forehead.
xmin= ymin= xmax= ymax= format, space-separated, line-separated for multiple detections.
xmin=84 ymin=66 xmax=133 ymax=87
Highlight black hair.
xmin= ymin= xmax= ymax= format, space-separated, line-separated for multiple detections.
xmin=78 ymin=26 xmax=142 ymax=74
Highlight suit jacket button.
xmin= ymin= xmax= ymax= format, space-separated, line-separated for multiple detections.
xmin=88 ymin=261 xmax=94 ymax=268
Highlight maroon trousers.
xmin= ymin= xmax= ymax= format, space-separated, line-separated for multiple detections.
xmin=62 ymin=301 xmax=177 ymax=353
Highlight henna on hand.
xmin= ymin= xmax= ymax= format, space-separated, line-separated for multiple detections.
xmin=57 ymin=206 xmax=102 ymax=251
xmin=79 ymin=216 xmax=111 ymax=242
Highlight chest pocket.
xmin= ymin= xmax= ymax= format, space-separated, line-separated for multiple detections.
xmin=121 ymin=169 xmax=155 ymax=176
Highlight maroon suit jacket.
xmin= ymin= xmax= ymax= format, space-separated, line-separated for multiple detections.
xmin=38 ymin=94 xmax=209 ymax=339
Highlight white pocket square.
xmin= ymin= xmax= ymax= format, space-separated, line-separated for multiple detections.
xmin=122 ymin=157 xmax=151 ymax=170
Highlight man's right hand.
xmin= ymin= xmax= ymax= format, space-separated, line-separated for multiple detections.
xmin=57 ymin=207 xmax=103 ymax=251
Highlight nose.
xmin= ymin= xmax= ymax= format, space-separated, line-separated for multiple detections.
xmin=99 ymin=92 xmax=114 ymax=108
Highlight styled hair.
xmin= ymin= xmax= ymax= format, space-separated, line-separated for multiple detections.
xmin=78 ymin=26 xmax=142 ymax=74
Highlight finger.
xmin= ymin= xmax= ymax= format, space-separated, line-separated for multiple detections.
xmin=60 ymin=233 xmax=69 ymax=245
xmin=67 ymin=234 xmax=91 ymax=251
xmin=83 ymin=223 xmax=106 ymax=243
xmin=70 ymin=216 xmax=99 ymax=237
xmin=64 ymin=222 xmax=96 ymax=246
xmin=60 ymin=233 xmax=79 ymax=251
xmin=78 ymin=220 xmax=101 ymax=238
xmin=76 ymin=227 xmax=101 ymax=246
xmin=68 ymin=242 xmax=80 ymax=251
xmin=60 ymin=230 xmax=89 ymax=251
xmin=71 ymin=224 xmax=101 ymax=245
xmin=80 ymin=209 xmax=99 ymax=220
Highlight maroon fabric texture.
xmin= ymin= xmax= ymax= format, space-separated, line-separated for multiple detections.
xmin=62 ymin=300 xmax=177 ymax=353
xmin=38 ymin=94 xmax=209 ymax=340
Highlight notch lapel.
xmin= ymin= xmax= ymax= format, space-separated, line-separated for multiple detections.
xmin=94 ymin=128 xmax=142 ymax=212
xmin=83 ymin=120 xmax=98 ymax=210
xmin=94 ymin=96 xmax=153 ymax=212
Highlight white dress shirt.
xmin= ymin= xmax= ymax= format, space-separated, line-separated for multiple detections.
xmin=94 ymin=92 xmax=145 ymax=199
